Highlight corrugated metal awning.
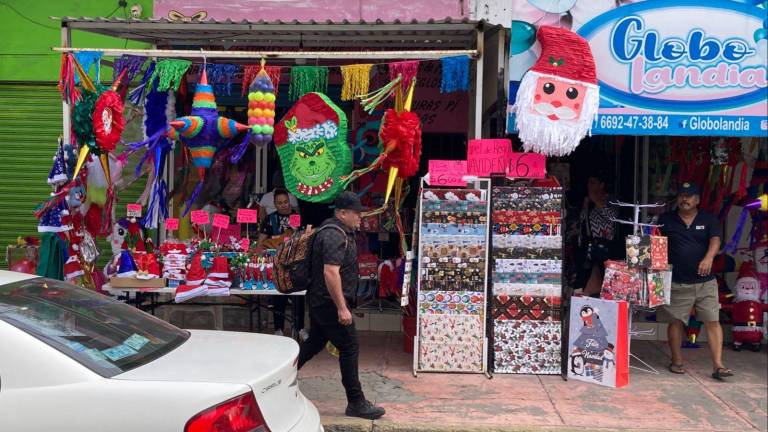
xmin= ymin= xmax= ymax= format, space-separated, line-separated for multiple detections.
xmin=58 ymin=17 xmax=497 ymax=50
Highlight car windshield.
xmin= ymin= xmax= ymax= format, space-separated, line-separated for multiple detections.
xmin=0 ymin=277 xmax=188 ymax=377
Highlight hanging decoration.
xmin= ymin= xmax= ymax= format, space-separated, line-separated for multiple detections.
xmin=204 ymin=63 xmax=239 ymax=96
xmin=242 ymin=64 xmax=281 ymax=98
xmin=129 ymin=61 xmax=156 ymax=105
xmin=112 ymin=55 xmax=147 ymax=98
xmin=58 ymin=53 xmax=81 ymax=105
xmin=147 ymin=59 xmax=192 ymax=92
xmin=48 ymin=138 xmax=69 ymax=187
xmin=388 ymin=60 xmax=419 ymax=90
xmin=288 ymin=66 xmax=328 ymax=101
xmin=340 ymin=64 xmax=373 ymax=101
xmin=232 ymin=59 xmax=276 ymax=162
xmin=273 ymin=92 xmax=352 ymax=203
xmin=93 ymin=70 xmax=127 ymax=155
xmin=73 ymin=51 xmax=102 ymax=85
xmin=513 ymin=26 xmax=600 ymax=156
xmin=440 ymin=55 xmax=470 ymax=93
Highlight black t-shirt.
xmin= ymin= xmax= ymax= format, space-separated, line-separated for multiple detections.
xmin=309 ymin=218 xmax=358 ymax=311
xmin=261 ymin=212 xmax=292 ymax=236
xmin=658 ymin=210 xmax=722 ymax=284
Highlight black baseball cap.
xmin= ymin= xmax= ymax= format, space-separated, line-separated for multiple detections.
xmin=334 ymin=191 xmax=366 ymax=212
xmin=678 ymin=182 xmax=700 ymax=196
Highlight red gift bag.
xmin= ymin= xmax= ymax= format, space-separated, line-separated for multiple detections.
xmin=650 ymin=228 xmax=668 ymax=270
xmin=567 ymin=296 xmax=629 ymax=388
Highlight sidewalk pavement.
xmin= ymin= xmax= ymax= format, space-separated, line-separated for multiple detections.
xmin=298 ymin=331 xmax=768 ymax=432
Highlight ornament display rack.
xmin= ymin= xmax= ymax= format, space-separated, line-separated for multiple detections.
xmin=487 ymin=178 xmax=565 ymax=376
xmin=413 ymin=177 xmax=491 ymax=376
xmin=609 ymin=200 xmax=666 ymax=375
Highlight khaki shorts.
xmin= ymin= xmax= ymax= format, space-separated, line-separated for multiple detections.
xmin=658 ymin=279 xmax=720 ymax=324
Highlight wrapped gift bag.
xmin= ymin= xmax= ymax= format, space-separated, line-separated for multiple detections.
xmin=601 ymin=260 xmax=643 ymax=304
xmin=567 ymin=296 xmax=629 ymax=388
xmin=645 ymin=266 xmax=672 ymax=308
xmin=626 ymin=234 xmax=651 ymax=269
xmin=650 ymin=228 xmax=668 ymax=270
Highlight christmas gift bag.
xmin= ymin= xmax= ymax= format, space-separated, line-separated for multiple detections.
xmin=601 ymin=260 xmax=643 ymax=304
xmin=645 ymin=267 xmax=672 ymax=308
xmin=650 ymin=228 xmax=668 ymax=270
xmin=626 ymin=234 xmax=652 ymax=269
xmin=567 ymin=296 xmax=629 ymax=388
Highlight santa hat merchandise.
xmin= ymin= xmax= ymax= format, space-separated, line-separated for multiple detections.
xmin=135 ymin=253 xmax=161 ymax=280
xmin=37 ymin=200 xmax=73 ymax=233
xmin=513 ymin=26 xmax=600 ymax=156
xmin=161 ymin=241 xmax=188 ymax=281
xmin=175 ymin=253 xmax=208 ymax=303
xmin=204 ymin=255 xmax=232 ymax=296
xmin=116 ymin=250 xmax=138 ymax=277
xmin=48 ymin=141 xmax=69 ymax=186
xmin=63 ymin=244 xmax=84 ymax=280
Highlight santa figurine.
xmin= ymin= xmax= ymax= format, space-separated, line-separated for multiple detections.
xmin=513 ymin=26 xmax=600 ymax=157
xmin=731 ymin=261 xmax=768 ymax=352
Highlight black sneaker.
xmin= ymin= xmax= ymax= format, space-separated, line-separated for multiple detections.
xmin=345 ymin=399 xmax=385 ymax=420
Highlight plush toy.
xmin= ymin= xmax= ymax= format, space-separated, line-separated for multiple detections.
xmin=273 ymin=92 xmax=352 ymax=203
xmin=513 ymin=26 xmax=600 ymax=156
xmin=731 ymin=261 xmax=768 ymax=352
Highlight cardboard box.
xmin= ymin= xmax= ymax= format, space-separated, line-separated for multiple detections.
xmin=109 ymin=277 xmax=167 ymax=289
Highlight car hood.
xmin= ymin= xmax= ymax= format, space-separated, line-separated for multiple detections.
xmin=115 ymin=330 xmax=304 ymax=431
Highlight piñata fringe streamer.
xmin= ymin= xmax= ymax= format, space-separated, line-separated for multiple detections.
xmin=440 ymin=55 xmax=469 ymax=93
xmin=148 ymin=59 xmax=192 ymax=92
xmin=340 ymin=64 xmax=372 ymax=101
xmin=58 ymin=53 xmax=80 ymax=105
xmin=724 ymin=207 xmax=750 ymax=254
xmin=359 ymin=76 xmax=402 ymax=114
xmin=74 ymin=51 xmax=102 ymax=85
xmin=242 ymin=65 xmax=281 ymax=97
xmin=129 ymin=61 xmax=156 ymax=106
xmin=113 ymin=55 xmax=147 ymax=98
xmin=388 ymin=60 xmax=419 ymax=90
xmin=288 ymin=66 xmax=328 ymax=101
xmin=205 ymin=63 xmax=239 ymax=96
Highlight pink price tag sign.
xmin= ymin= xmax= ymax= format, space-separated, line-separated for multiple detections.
xmin=126 ymin=204 xmax=142 ymax=218
xmin=466 ymin=139 xmax=512 ymax=177
xmin=165 ymin=218 xmax=179 ymax=231
xmin=190 ymin=210 xmax=210 ymax=225
xmin=506 ymin=152 xmax=547 ymax=179
xmin=239 ymin=238 xmax=250 ymax=251
xmin=212 ymin=214 xmax=230 ymax=229
xmin=428 ymin=160 xmax=467 ymax=186
xmin=237 ymin=208 xmax=258 ymax=224
xmin=289 ymin=214 xmax=301 ymax=228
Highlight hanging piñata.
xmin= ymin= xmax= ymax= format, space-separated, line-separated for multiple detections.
xmin=273 ymin=92 xmax=352 ymax=203
xmin=231 ymin=60 xmax=276 ymax=163
xmin=513 ymin=26 xmax=599 ymax=156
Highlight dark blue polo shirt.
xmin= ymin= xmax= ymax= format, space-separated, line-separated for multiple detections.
xmin=658 ymin=211 xmax=722 ymax=284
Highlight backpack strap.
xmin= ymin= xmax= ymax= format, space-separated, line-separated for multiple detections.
xmin=316 ymin=224 xmax=349 ymax=251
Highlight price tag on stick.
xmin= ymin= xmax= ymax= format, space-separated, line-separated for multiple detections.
xmin=165 ymin=218 xmax=179 ymax=231
xmin=212 ymin=214 xmax=230 ymax=229
xmin=237 ymin=208 xmax=258 ymax=224
xmin=289 ymin=214 xmax=301 ymax=228
xmin=190 ymin=210 xmax=209 ymax=225
xmin=127 ymin=204 xmax=142 ymax=218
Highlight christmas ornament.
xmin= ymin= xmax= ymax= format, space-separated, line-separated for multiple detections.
xmin=513 ymin=26 xmax=600 ymax=156
xmin=730 ymin=261 xmax=767 ymax=352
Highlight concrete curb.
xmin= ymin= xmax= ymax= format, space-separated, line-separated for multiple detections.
xmin=322 ymin=420 xmax=686 ymax=432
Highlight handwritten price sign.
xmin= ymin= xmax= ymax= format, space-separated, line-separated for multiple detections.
xmin=289 ymin=214 xmax=301 ymax=228
xmin=212 ymin=214 xmax=230 ymax=229
xmin=237 ymin=208 xmax=258 ymax=224
xmin=126 ymin=204 xmax=142 ymax=218
xmin=506 ymin=152 xmax=546 ymax=179
xmin=190 ymin=210 xmax=210 ymax=225
xmin=466 ymin=139 xmax=512 ymax=177
xmin=165 ymin=218 xmax=179 ymax=231
xmin=428 ymin=160 xmax=467 ymax=186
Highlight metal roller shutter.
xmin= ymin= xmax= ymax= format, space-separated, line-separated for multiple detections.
xmin=0 ymin=83 xmax=61 ymax=257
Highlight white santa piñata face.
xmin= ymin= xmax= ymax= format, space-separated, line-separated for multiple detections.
xmin=514 ymin=70 xmax=600 ymax=157
xmin=735 ymin=277 xmax=760 ymax=302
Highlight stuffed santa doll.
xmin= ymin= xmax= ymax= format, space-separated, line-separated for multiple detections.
xmin=731 ymin=261 xmax=768 ymax=352
xmin=513 ymin=26 xmax=600 ymax=156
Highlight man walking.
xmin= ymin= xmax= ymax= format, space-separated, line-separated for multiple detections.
xmin=658 ymin=183 xmax=733 ymax=380
xmin=298 ymin=192 xmax=386 ymax=419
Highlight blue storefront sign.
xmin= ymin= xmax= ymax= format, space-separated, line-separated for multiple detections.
xmin=507 ymin=0 xmax=768 ymax=136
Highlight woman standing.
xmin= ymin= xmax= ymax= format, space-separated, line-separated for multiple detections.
xmin=578 ymin=173 xmax=618 ymax=297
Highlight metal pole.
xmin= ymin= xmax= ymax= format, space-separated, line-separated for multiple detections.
xmin=641 ymin=136 xmax=650 ymax=222
xmin=60 ymin=24 xmax=72 ymax=146
xmin=474 ymin=28 xmax=485 ymax=139
xmin=53 ymin=47 xmax=479 ymax=60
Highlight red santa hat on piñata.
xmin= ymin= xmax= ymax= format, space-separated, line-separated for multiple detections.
xmin=513 ymin=26 xmax=600 ymax=156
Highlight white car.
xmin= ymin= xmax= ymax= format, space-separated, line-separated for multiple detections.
xmin=0 ymin=270 xmax=323 ymax=432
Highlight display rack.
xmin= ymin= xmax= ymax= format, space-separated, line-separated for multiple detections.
xmin=488 ymin=180 xmax=565 ymax=375
xmin=413 ymin=179 xmax=491 ymax=375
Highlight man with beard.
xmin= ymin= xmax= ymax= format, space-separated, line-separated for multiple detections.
xmin=658 ymin=183 xmax=732 ymax=380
